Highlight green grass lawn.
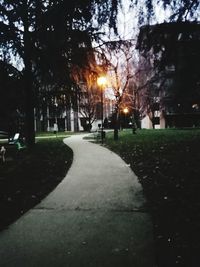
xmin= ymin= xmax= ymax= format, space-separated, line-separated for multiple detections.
xmin=105 ymin=128 xmax=200 ymax=267
xmin=35 ymin=131 xmax=84 ymax=138
xmin=0 ymin=136 xmax=73 ymax=230
xmin=35 ymin=131 xmax=72 ymax=137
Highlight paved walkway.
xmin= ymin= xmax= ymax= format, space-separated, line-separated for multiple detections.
xmin=0 ymin=134 xmax=155 ymax=267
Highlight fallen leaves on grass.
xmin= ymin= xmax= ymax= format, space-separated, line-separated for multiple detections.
xmin=105 ymin=129 xmax=200 ymax=267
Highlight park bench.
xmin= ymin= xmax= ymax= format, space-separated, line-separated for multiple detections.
xmin=0 ymin=133 xmax=26 ymax=162
xmin=0 ymin=145 xmax=6 ymax=162
xmin=0 ymin=131 xmax=8 ymax=139
xmin=8 ymin=133 xmax=26 ymax=150
xmin=8 ymin=133 xmax=20 ymax=144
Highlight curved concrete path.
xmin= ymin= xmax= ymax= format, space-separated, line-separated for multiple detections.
xmin=0 ymin=134 xmax=155 ymax=267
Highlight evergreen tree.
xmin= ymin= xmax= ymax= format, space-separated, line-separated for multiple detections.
xmin=0 ymin=0 xmax=121 ymax=146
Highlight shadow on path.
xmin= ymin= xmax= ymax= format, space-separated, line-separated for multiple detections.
xmin=0 ymin=134 xmax=155 ymax=267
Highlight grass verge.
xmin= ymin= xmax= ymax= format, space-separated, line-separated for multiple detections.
xmin=35 ymin=131 xmax=72 ymax=137
xmin=0 ymin=137 xmax=73 ymax=231
xmin=105 ymin=129 xmax=200 ymax=267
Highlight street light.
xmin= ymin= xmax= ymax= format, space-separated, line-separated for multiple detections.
xmin=54 ymin=101 xmax=58 ymax=136
xmin=123 ymin=107 xmax=129 ymax=128
xmin=97 ymin=76 xmax=107 ymax=144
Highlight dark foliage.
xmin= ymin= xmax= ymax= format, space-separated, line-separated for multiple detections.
xmin=0 ymin=0 xmax=121 ymax=145
xmin=105 ymin=129 xmax=200 ymax=267
xmin=131 ymin=0 xmax=200 ymax=23
xmin=137 ymin=21 xmax=200 ymax=115
xmin=0 ymin=137 xmax=73 ymax=230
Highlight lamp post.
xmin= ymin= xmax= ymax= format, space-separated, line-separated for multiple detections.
xmin=97 ymin=76 xmax=107 ymax=144
xmin=54 ymin=101 xmax=58 ymax=136
xmin=123 ymin=107 xmax=129 ymax=128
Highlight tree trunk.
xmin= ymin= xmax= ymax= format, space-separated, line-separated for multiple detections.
xmin=23 ymin=60 xmax=35 ymax=147
xmin=23 ymin=0 xmax=35 ymax=147
xmin=113 ymin=111 xmax=119 ymax=141
xmin=114 ymin=127 xmax=119 ymax=140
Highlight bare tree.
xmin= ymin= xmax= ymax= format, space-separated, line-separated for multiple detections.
xmin=78 ymin=79 xmax=101 ymax=132
xmin=71 ymin=58 xmax=105 ymax=131
xmin=95 ymin=39 xmax=135 ymax=139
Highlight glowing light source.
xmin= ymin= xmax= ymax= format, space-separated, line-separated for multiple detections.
xmin=97 ymin=76 xmax=107 ymax=144
xmin=123 ymin=107 xmax=129 ymax=114
xmin=97 ymin=76 xmax=107 ymax=87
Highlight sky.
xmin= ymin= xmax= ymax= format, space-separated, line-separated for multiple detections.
xmin=117 ymin=0 xmax=172 ymax=40
xmin=3 ymin=0 xmax=200 ymax=72
xmin=117 ymin=0 xmax=200 ymax=40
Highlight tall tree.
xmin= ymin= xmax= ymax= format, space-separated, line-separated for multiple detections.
xmin=95 ymin=39 xmax=134 ymax=140
xmin=0 ymin=0 xmax=121 ymax=146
